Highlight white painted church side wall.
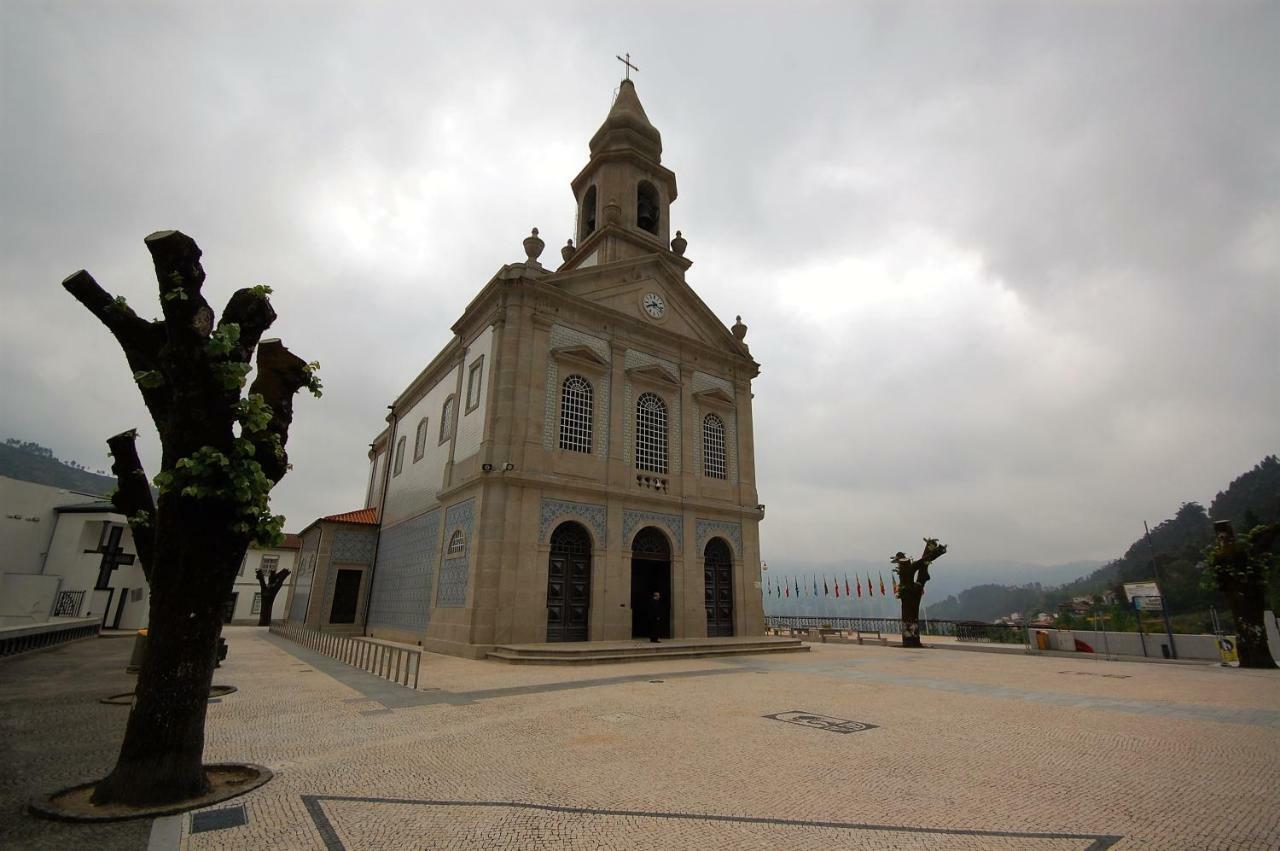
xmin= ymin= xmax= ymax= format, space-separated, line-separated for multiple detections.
xmin=454 ymin=325 xmax=493 ymax=462
xmin=45 ymin=511 xmax=148 ymax=630
xmin=0 ymin=476 xmax=100 ymax=573
xmin=382 ymin=364 xmax=460 ymax=527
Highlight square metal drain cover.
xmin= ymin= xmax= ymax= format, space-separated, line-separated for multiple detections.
xmin=764 ymin=710 xmax=877 ymax=734
xmin=190 ymin=804 xmax=247 ymax=833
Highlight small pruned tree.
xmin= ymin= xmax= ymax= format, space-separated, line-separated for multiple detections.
xmin=255 ymin=563 xmax=292 ymax=626
xmin=892 ymin=538 xmax=948 ymax=648
xmin=1204 ymin=521 xmax=1278 ymax=669
xmin=63 ymin=230 xmax=320 ymax=806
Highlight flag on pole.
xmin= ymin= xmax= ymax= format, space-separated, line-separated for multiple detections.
xmin=794 ymin=576 xmax=800 ymax=597
xmin=766 ymin=576 xmax=771 ymax=596
xmin=813 ymin=575 xmax=818 ymax=597
xmin=856 ymin=575 xmax=862 ymax=598
xmin=879 ymin=573 xmax=886 ymax=596
xmin=892 ymin=575 xmax=899 ymax=596
xmin=823 ymin=576 xmax=830 ymax=596
xmin=844 ymin=575 xmax=851 ymax=597
xmin=835 ymin=579 xmax=840 ymax=598
xmin=777 ymin=579 xmax=782 ymax=598
xmin=867 ymin=573 xmax=875 ymax=597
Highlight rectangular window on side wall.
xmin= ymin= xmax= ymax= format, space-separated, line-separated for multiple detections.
xmin=466 ymin=356 xmax=485 ymax=413
xmin=251 ymin=592 xmax=263 ymax=614
xmin=393 ymin=435 xmax=406 ymax=476
xmin=260 ymin=554 xmax=279 ymax=574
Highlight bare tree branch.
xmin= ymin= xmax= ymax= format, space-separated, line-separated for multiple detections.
xmin=144 ymin=230 xmax=215 ymax=345
xmin=62 ymin=270 xmax=170 ymax=427
xmin=244 ymin=339 xmax=310 ymax=484
xmin=218 ymin=288 xmax=277 ymax=362
xmin=106 ymin=429 xmax=156 ymax=584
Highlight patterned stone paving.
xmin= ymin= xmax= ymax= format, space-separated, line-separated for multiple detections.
xmin=7 ymin=629 xmax=1280 ymax=849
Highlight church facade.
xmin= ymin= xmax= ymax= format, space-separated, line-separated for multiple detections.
xmin=297 ymin=80 xmax=765 ymax=657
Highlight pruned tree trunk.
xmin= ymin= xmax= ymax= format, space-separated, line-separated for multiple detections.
xmin=893 ymin=538 xmax=946 ymax=650
xmin=899 ymin=583 xmax=924 ymax=648
xmin=256 ymin=568 xmax=290 ymax=627
xmin=64 ymin=230 xmax=316 ymax=806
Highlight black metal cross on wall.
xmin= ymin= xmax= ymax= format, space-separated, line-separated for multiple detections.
xmin=86 ymin=523 xmax=135 ymax=590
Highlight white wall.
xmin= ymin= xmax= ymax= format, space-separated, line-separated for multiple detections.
xmin=454 ymin=325 xmax=493 ymax=462
xmin=382 ymin=364 xmax=460 ymax=527
xmin=0 ymin=574 xmax=61 ymax=625
xmin=0 ymin=476 xmax=103 ymax=573
xmin=43 ymin=511 xmax=149 ymax=630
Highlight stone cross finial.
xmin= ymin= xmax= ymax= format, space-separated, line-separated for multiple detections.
xmin=616 ymin=53 xmax=638 ymax=81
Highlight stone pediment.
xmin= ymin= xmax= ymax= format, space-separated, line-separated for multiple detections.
xmin=693 ymin=386 xmax=735 ymax=406
xmin=626 ymin=363 xmax=680 ymax=387
xmin=550 ymin=258 xmax=750 ymax=360
xmin=551 ymin=344 xmax=609 ymax=368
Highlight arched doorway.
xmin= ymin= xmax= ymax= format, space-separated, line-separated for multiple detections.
xmin=704 ymin=538 xmax=734 ymax=637
xmin=546 ymin=521 xmax=591 ymax=642
xmin=630 ymin=526 xmax=671 ymax=639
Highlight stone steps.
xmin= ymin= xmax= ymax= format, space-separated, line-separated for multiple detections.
xmin=486 ymin=638 xmax=809 ymax=665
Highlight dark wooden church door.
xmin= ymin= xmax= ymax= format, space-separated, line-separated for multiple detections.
xmin=546 ymin=522 xmax=591 ymax=642
xmin=704 ymin=538 xmax=734 ymax=637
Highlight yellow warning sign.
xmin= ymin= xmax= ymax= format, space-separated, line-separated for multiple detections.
xmin=1217 ymin=636 xmax=1239 ymax=665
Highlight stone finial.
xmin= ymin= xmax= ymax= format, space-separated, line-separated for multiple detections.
xmin=523 ymin=228 xmax=545 ymax=264
xmin=732 ymin=315 xmax=748 ymax=341
xmin=670 ymin=230 xmax=687 ymax=256
xmin=561 ymin=238 xmax=575 ymax=263
xmin=604 ymin=198 xmax=622 ymax=226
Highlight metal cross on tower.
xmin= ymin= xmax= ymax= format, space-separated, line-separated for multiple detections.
xmin=616 ymin=52 xmax=638 ymax=81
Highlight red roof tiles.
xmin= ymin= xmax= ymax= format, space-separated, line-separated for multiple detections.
xmin=321 ymin=507 xmax=379 ymax=525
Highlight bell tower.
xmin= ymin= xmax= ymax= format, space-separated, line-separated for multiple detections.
xmin=567 ymin=78 xmax=679 ymax=263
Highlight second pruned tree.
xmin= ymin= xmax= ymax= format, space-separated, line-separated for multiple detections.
xmin=892 ymin=538 xmax=948 ymax=648
xmin=62 ymin=230 xmax=320 ymax=807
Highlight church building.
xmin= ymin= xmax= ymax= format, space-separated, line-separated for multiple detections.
xmin=287 ymin=78 xmax=765 ymax=658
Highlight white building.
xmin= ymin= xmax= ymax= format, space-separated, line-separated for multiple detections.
xmin=227 ymin=536 xmax=301 ymax=624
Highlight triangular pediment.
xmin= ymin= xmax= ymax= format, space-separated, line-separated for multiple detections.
xmin=627 ymin=363 xmax=680 ymax=387
xmin=693 ymin=386 xmax=735 ymax=406
xmin=548 ymin=256 xmax=751 ymax=360
xmin=551 ymin=344 xmax=609 ymax=367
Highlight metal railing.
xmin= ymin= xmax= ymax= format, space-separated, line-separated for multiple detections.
xmin=269 ymin=622 xmax=421 ymax=689
xmin=764 ymin=615 xmax=960 ymax=637
xmin=0 ymin=619 xmax=100 ymax=658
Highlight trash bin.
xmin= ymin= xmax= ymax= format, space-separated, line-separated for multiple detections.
xmin=126 ymin=629 xmax=148 ymax=673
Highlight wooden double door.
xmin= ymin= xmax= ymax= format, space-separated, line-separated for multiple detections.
xmin=546 ymin=522 xmax=591 ymax=642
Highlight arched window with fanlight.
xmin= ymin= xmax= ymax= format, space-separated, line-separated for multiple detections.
xmin=393 ymin=436 xmax=406 ymax=476
xmin=413 ymin=417 xmax=429 ymax=462
xmin=635 ymin=392 xmax=668 ymax=474
xmin=559 ymin=375 xmax=593 ymax=453
xmin=636 ymin=181 xmax=659 ymax=235
xmin=446 ymin=529 xmax=466 ymax=557
xmin=439 ymin=395 xmax=455 ymax=444
xmin=702 ymin=413 xmax=726 ymax=480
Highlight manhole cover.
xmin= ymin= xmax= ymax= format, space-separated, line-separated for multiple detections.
xmin=764 ymin=710 xmax=877 ymax=735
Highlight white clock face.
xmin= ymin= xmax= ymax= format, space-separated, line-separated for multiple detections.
xmin=643 ymin=292 xmax=666 ymax=318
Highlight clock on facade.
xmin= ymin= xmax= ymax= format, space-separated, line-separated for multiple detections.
xmin=642 ymin=292 xmax=666 ymax=319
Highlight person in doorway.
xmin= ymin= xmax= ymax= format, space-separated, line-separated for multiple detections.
xmin=648 ymin=590 xmax=664 ymax=642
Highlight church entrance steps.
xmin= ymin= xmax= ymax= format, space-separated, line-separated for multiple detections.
xmin=486 ymin=635 xmax=807 ymax=665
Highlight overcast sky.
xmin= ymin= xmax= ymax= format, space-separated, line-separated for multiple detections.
xmin=2 ymin=2 xmax=1276 ymax=580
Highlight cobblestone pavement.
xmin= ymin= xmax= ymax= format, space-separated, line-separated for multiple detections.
xmin=0 ymin=636 xmax=152 ymax=851
xmin=7 ymin=628 xmax=1280 ymax=849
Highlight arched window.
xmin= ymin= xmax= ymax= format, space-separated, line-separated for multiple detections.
xmin=580 ymin=185 xmax=597 ymax=241
xmin=635 ymin=392 xmax=668 ymax=474
xmin=413 ymin=417 xmax=429 ymax=461
xmin=636 ymin=181 xmax=659 ymax=235
xmin=702 ymin=413 xmax=726 ymax=479
xmin=559 ymin=375 xmax=593 ymax=453
xmin=446 ymin=529 xmax=466 ymax=556
xmin=439 ymin=396 xmax=455 ymax=444
xmin=393 ymin=436 xmax=406 ymax=476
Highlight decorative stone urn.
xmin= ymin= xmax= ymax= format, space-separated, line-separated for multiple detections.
xmin=523 ymin=228 xmax=545 ymax=264
xmin=670 ymin=230 xmax=687 ymax=256
xmin=561 ymin=238 xmax=575 ymax=262
xmin=732 ymin=315 xmax=748 ymax=341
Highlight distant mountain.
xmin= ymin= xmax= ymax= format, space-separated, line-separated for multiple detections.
xmin=764 ymin=455 xmax=1280 ymax=623
xmin=0 ymin=439 xmax=115 ymax=496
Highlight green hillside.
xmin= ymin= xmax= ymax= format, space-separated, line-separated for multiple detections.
xmin=0 ymin=439 xmax=115 ymax=496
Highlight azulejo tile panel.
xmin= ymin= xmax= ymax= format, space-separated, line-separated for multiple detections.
xmin=436 ymin=498 xmax=476 ymax=608
xmin=331 ymin=527 xmax=378 ymax=564
xmin=539 ymin=499 xmax=607 ymax=546
xmin=623 ymin=510 xmax=683 ymax=550
xmin=367 ymin=509 xmax=441 ymax=633
xmin=696 ymin=519 xmax=743 ymax=557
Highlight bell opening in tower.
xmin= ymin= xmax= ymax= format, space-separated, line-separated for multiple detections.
xmin=636 ymin=181 xmax=659 ymax=235
xmin=581 ymin=185 xmax=597 ymax=241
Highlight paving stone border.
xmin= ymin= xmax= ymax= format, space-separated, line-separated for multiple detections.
xmin=28 ymin=763 xmax=273 ymax=823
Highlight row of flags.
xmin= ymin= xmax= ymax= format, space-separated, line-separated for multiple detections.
xmin=765 ymin=572 xmax=898 ymax=599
